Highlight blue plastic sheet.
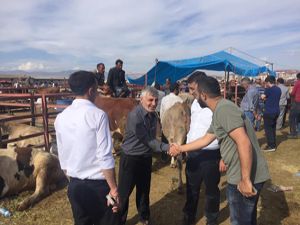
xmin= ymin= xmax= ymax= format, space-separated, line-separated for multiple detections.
xmin=128 ymin=51 xmax=275 ymax=85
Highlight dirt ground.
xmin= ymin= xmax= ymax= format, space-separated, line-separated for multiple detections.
xmin=0 ymin=127 xmax=300 ymax=225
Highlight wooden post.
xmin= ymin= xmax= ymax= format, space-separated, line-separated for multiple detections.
xmin=41 ymin=94 xmax=50 ymax=152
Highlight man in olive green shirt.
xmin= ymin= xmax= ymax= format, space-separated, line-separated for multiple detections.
xmin=170 ymin=76 xmax=270 ymax=225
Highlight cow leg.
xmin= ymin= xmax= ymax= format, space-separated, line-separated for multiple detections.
xmin=177 ymin=154 xmax=183 ymax=194
xmin=170 ymin=156 xmax=177 ymax=168
xmin=17 ymin=169 xmax=50 ymax=211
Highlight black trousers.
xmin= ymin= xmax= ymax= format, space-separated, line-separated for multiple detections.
xmin=263 ymin=113 xmax=279 ymax=148
xmin=289 ymin=102 xmax=300 ymax=135
xmin=118 ymin=154 xmax=152 ymax=224
xmin=68 ymin=178 xmax=121 ymax=225
xmin=183 ymin=151 xmax=221 ymax=223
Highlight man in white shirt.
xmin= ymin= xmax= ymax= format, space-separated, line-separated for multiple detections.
xmin=153 ymin=82 xmax=165 ymax=115
xmin=182 ymin=72 xmax=225 ymax=225
xmin=54 ymin=71 xmax=120 ymax=225
xmin=160 ymin=82 xmax=183 ymax=122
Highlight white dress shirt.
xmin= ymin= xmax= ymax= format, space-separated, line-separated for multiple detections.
xmin=156 ymin=90 xmax=165 ymax=113
xmin=187 ymin=99 xmax=219 ymax=150
xmin=54 ymin=99 xmax=115 ymax=180
xmin=160 ymin=93 xmax=183 ymax=122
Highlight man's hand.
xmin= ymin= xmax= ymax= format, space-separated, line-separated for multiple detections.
xmin=219 ymin=159 xmax=227 ymax=172
xmin=108 ymin=189 xmax=120 ymax=213
xmin=255 ymin=114 xmax=261 ymax=120
xmin=169 ymin=143 xmax=181 ymax=157
xmin=237 ymin=179 xmax=257 ymax=197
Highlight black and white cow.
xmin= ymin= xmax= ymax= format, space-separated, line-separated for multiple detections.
xmin=0 ymin=147 xmax=67 ymax=211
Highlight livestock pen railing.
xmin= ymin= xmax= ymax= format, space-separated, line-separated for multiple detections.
xmin=0 ymin=92 xmax=74 ymax=152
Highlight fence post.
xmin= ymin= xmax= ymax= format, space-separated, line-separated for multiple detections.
xmin=41 ymin=94 xmax=50 ymax=152
xmin=30 ymin=93 xmax=36 ymax=126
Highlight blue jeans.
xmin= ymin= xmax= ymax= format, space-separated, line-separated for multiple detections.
xmin=227 ymin=182 xmax=264 ymax=225
xmin=244 ymin=111 xmax=255 ymax=127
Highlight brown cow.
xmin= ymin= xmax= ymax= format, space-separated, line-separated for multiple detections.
xmin=98 ymin=84 xmax=113 ymax=97
xmin=0 ymin=147 xmax=67 ymax=211
xmin=94 ymin=96 xmax=138 ymax=154
xmin=161 ymin=102 xmax=191 ymax=193
xmin=94 ymin=96 xmax=138 ymax=132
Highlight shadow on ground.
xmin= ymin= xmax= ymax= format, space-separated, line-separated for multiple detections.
xmin=126 ymin=182 xmax=229 ymax=225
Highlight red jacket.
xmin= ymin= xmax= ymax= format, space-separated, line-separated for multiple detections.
xmin=291 ymin=79 xmax=300 ymax=102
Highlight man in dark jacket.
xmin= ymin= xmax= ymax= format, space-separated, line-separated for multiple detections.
xmin=107 ymin=59 xmax=129 ymax=97
xmin=261 ymin=76 xmax=281 ymax=151
xmin=95 ymin=63 xmax=105 ymax=86
xmin=118 ymin=86 xmax=170 ymax=225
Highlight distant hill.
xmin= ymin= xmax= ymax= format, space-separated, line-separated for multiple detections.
xmin=0 ymin=70 xmax=145 ymax=80
xmin=0 ymin=70 xmax=77 ymax=79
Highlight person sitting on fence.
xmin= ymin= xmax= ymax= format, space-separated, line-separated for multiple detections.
xmin=107 ymin=59 xmax=130 ymax=98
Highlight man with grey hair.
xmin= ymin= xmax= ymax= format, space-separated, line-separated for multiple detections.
xmin=276 ymin=78 xmax=290 ymax=130
xmin=118 ymin=86 xmax=170 ymax=225
xmin=240 ymin=77 xmax=259 ymax=126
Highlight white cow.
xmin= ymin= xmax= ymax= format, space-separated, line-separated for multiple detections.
xmin=0 ymin=122 xmax=52 ymax=150
xmin=0 ymin=147 xmax=67 ymax=211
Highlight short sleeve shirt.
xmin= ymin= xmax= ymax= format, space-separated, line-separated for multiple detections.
xmin=208 ymin=99 xmax=270 ymax=185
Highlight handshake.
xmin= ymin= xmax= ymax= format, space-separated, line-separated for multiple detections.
xmin=168 ymin=143 xmax=182 ymax=156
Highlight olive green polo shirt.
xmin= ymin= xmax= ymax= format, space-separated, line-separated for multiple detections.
xmin=207 ymin=99 xmax=270 ymax=185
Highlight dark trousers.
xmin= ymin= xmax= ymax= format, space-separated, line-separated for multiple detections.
xmin=289 ymin=102 xmax=300 ymax=135
xmin=227 ymin=182 xmax=264 ymax=225
xmin=183 ymin=151 xmax=221 ymax=224
xmin=118 ymin=154 xmax=152 ymax=224
xmin=263 ymin=113 xmax=279 ymax=148
xmin=67 ymin=178 xmax=121 ymax=225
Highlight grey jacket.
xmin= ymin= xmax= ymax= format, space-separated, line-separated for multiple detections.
xmin=121 ymin=104 xmax=169 ymax=156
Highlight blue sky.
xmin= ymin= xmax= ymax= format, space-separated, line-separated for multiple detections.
xmin=0 ymin=0 xmax=299 ymax=73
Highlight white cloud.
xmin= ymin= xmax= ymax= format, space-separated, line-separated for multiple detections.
xmin=0 ymin=0 xmax=299 ymax=72
xmin=18 ymin=62 xmax=45 ymax=71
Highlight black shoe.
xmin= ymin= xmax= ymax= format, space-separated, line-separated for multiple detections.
xmin=261 ymin=146 xmax=276 ymax=152
xmin=181 ymin=215 xmax=195 ymax=225
xmin=139 ymin=219 xmax=150 ymax=225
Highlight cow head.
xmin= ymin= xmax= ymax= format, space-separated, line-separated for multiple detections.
xmin=111 ymin=131 xmax=123 ymax=155
xmin=14 ymin=147 xmax=34 ymax=178
xmin=162 ymin=102 xmax=191 ymax=145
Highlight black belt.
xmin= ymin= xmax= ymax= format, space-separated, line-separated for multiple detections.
xmin=70 ymin=177 xmax=107 ymax=184
xmin=121 ymin=152 xmax=152 ymax=159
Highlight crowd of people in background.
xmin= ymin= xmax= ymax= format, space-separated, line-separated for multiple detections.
xmin=51 ymin=67 xmax=300 ymax=225
xmin=92 ymin=60 xmax=300 ymax=145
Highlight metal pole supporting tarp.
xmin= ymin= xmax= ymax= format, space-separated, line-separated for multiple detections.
xmin=145 ymin=73 xmax=148 ymax=87
xmin=154 ymin=58 xmax=158 ymax=83
xmin=223 ymin=70 xmax=227 ymax=99
xmin=234 ymin=80 xmax=238 ymax=105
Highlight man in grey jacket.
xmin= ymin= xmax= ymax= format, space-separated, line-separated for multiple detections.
xmin=240 ymin=77 xmax=259 ymax=126
xmin=118 ymin=86 xmax=170 ymax=225
xmin=276 ymin=78 xmax=290 ymax=130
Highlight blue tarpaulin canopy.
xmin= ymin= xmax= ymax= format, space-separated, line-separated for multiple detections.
xmin=128 ymin=50 xmax=274 ymax=85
